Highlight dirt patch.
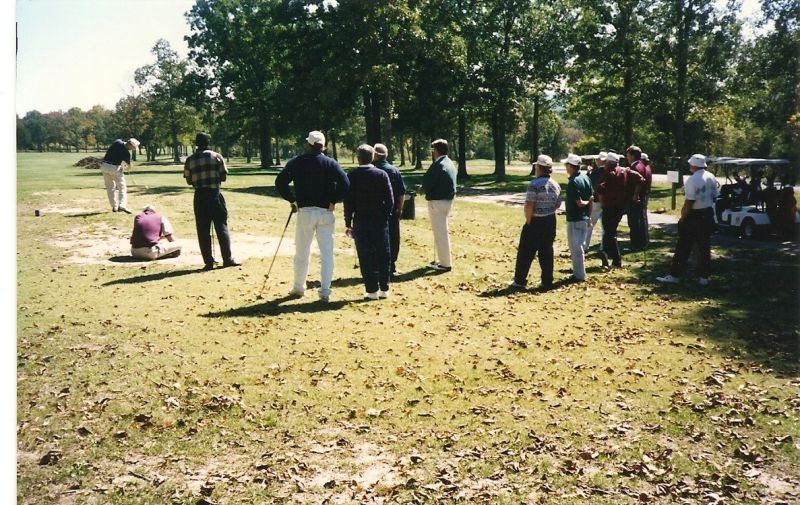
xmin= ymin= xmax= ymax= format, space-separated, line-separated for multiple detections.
xmin=49 ymin=223 xmax=298 ymax=266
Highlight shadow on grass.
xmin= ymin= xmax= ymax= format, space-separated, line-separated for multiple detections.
xmin=202 ymin=295 xmax=350 ymax=317
xmin=478 ymin=277 xmax=575 ymax=297
xmin=228 ymin=186 xmax=281 ymax=198
xmin=65 ymin=211 xmax=106 ymax=218
xmin=102 ymin=267 xmax=204 ymax=285
xmin=129 ymin=186 xmax=192 ymax=197
xmin=625 ymin=227 xmax=799 ymax=375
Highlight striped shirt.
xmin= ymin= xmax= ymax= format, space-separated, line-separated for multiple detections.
xmin=184 ymin=149 xmax=228 ymax=189
xmin=526 ymin=176 xmax=561 ymax=217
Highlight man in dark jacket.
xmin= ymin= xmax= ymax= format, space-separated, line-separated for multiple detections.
xmin=276 ymin=131 xmax=350 ymax=302
xmin=422 ymin=139 xmax=457 ymax=272
xmin=345 ymin=145 xmax=394 ymax=299
xmin=373 ymin=143 xmax=406 ymax=278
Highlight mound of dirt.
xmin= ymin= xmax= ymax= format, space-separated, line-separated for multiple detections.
xmin=75 ymin=156 xmax=103 ymax=169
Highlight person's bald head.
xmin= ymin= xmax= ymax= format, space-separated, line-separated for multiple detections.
xmin=374 ymin=143 xmax=388 ymax=160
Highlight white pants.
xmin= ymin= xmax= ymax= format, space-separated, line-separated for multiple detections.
xmin=584 ymin=203 xmax=603 ymax=251
xmin=293 ymin=207 xmax=335 ymax=297
xmin=566 ymin=221 xmax=589 ymax=280
xmin=100 ymin=162 xmax=127 ymax=210
xmin=427 ymin=199 xmax=453 ymax=268
xmin=131 ymin=242 xmax=182 ymax=260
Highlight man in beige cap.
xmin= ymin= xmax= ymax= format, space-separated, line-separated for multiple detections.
xmin=100 ymin=138 xmax=140 ymax=213
xmin=508 ymin=154 xmax=561 ymax=290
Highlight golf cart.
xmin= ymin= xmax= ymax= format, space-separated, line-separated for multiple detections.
xmin=708 ymin=157 xmax=799 ymax=239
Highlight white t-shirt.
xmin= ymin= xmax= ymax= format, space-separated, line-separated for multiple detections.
xmin=684 ymin=169 xmax=718 ymax=209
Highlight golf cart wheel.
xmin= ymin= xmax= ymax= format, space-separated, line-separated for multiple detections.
xmin=740 ymin=218 xmax=756 ymax=239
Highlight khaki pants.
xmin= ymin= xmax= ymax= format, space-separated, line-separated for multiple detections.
xmin=131 ymin=242 xmax=182 ymax=260
xmin=427 ymin=199 xmax=453 ymax=268
xmin=100 ymin=162 xmax=127 ymax=210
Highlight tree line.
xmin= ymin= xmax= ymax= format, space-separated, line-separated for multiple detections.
xmin=16 ymin=0 xmax=798 ymax=181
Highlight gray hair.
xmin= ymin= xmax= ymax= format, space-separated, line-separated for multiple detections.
xmin=357 ymin=144 xmax=375 ymax=165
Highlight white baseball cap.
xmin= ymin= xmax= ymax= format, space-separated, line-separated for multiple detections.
xmin=606 ymin=152 xmax=620 ymax=163
xmin=598 ymin=151 xmax=608 ymax=161
xmin=535 ymin=154 xmax=553 ymax=167
xmin=561 ymin=154 xmax=582 ymax=167
xmin=306 ymin=130 xmax=325 ymax=146
xmin=640 ymin=153 xmax=649 ymax=161
xmin=127 ymin=138 xmax=140 ymax=148
xmin=688 ymin=154 xmax=707 ymax=167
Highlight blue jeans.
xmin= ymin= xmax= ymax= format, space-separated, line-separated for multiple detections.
xmin=353 ymin=216 xmax=391 ymax=293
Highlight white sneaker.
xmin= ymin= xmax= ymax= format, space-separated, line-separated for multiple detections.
xmin=319 ymin=294 xmax=330 ymax=303
xmin=288 ymin=288 xmax=305 ymax=297
xmin=697 ymin=277 xmax=710 ymax=286
xmin=364 ymin=292 xmax=379 ymax=300
xmin=379 ymin=290 xmax=389 ymax=299
xmin=656 ymin=274 xmax=680 ymax=284
xmin=507 ymin=280 xmax=527 ymax=289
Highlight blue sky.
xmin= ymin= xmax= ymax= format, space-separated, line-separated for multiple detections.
xmin=13 ymin=0 xmax=766 ymax=116
xmin=15 ymin=0 xmax=195 ymax=115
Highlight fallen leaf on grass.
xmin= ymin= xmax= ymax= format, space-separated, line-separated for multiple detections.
xmin=38 ymin=450 xmax=61 ymax=465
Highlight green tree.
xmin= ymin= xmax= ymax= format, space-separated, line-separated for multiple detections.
xmin=135 ymin=39 xmax=201 ymax=163
xmin=22 ymin=110 xmax=48 ymax=152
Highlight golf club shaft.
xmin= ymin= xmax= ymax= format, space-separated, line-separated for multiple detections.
xmin=266 ymin=210 xmax=294 ymax=279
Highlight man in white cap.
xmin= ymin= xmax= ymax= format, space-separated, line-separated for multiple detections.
xmin=100 ymin=138 xmax=140 ymax=213
xmin=508 ymin=154 xmax=561 ymax=290
xmin=562 ymin=154 xmax=593 ymax=282
xmin=584 ymin=151 xmax=607 ymax=251
xmin=657 ymin=154 xmax=718 ymax=286
xmin=276 ymin=130 xmax=350 ymax=302
xmin=129 ymin=205 xmax=182 ymax=260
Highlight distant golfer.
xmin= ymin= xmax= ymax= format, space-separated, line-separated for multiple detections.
xmin=344 ymin=144 xmax=394 ymax=300
xmin=276 ymin=130 xmax=350 ymax=302
xmin=657 ymin=154 xmax=719 ymax=286
xmin=372 ymin=143 xmax=406 ymax=278
xmin=183 ymin=132 xmax=240 ymax=270
xmin=422 ymin=139 xmax=457 ymax=272
xmin=100 ymin=138 xmax=139 ymax=214
xmin=129 ymin=205 xmax=182 ymax=260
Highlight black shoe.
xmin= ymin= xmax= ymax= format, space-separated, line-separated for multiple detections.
xmin=118 ymin=206 xmax=132 ymax=214
xmin=222 ymin=259 xmax=242 ymax=267
xmin=564 ymin=275 xmax=584 ymax=283
xmin=558 ymin=268 xmax=573 ymax=274
xmin=203 ymin=263 xmax=214 ymax=271
xmin=538 ymin=283 xmax=553 ymax=291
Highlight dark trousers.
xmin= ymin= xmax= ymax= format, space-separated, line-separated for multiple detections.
xmin=628 ymin=193 xmax=649 ymax=249
xmin=513 ymin=214 xmax=556 ymax=287
xmin=388 ymin=213 xmax=400 ymax=272
xmin=353 ymin=216 xmax=391 ymax=293
xmin=601 ymin=206 xmax=625 ymax=266
xmin=194 ymin=189 xmax=232 ymax=266
xmin=670 ymin=208 xmax=714 ymax=278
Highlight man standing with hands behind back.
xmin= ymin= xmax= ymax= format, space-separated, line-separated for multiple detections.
xmin=184 ymin=132 xmax=240 ymax=270
xmin=422 ymin=139 xmax=457 ymax=272
xmin=276 ymin=131 xmax=350 ymax=303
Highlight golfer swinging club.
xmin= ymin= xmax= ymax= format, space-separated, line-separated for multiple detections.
xmin=100 ymin=138 xmax=139 ymax=214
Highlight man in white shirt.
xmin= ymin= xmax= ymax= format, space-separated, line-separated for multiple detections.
xmin=657 ymin=154 xmax=719 ymax=286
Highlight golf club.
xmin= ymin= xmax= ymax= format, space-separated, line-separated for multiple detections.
xmin=257 ymin=209 xmax=295 ymax=299
xmin=352 ymin=233 xmax=358 ymax=269
xmin=211 ymin=224 xmax=216 ymax=264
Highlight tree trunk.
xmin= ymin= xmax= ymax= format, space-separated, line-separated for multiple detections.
xmin=414 ymin=136 xmax=423 ymax=170
xmin=530 ymin=95 xmax=540 ymax=176
xmin=457 ymin=110 xmax=468 ymax=180
xmin=274 ymin=138 xmax=281 ymax=165
xmin=492 ymin=106 xmax=506 ymax=182
xmin=399 ymin=137 xmax=405 ymax=166
xmin=245 ymin=140 xmax=252 ymax=164
xmin=330 ymin=130 xmax=338 ymax=160
xmin=259 ymin=107 xmax=272 ymax=169
xmin=674 ymin=0 xmax=691 ymax=161
xmin=384 ymin=88 xmax=393 ymax=162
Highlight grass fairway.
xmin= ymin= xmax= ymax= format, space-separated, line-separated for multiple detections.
xmin=17 ymin=152 xmax=800 ymax=504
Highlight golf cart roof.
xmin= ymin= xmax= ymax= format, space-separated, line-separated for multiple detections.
xmin=708 ymin=157 xmax=790 ymax=166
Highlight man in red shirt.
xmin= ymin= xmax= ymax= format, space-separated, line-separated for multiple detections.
xmin=130 ymin=205 xmax=182 ymax=260
xmin=597 ymin=152 xmax=644 ymax=267
xmin=626 ymin=146 xmax=651 ymax=249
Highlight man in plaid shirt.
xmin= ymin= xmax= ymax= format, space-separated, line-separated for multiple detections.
xmin=184 ymin=132 xmax=240 ymax=270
